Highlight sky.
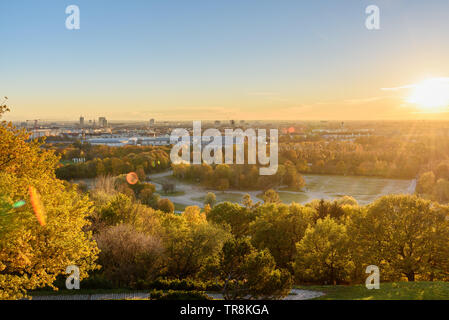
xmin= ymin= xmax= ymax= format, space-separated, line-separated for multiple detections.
xmin=1 ymin=0 xmax=449 ymax=121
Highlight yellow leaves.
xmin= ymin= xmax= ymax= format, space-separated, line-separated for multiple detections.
xmin=184 ymin=206 xmax=206 ymax=225
xmin=0 ymin=118 xmax=99 ymax=299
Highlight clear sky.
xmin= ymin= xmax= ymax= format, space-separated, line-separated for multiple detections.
xmin=1 ymin=0 xmax=449 ymax=121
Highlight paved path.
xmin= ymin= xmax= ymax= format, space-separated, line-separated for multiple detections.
xmin=32 ymin=289 xmax=324 ymax=300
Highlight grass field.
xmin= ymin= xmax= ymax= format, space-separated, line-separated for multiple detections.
xmin=296 ymin=282 xmax=449 ymax=300
xmin=279 ymin=174 xmax=414 ymax=205
xmin=191 ymin=192 xmax=246 ymax=204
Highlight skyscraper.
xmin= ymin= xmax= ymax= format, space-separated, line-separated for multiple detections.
xmin=98 ymin=117 xmax=107 ymax=128
xmin=79 ymin=116 xmax=84 ymax=127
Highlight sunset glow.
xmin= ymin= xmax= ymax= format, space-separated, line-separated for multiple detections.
xmin=407 ymin=78 xmax=449 ymax=112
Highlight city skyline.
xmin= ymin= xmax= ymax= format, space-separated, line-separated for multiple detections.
xmin=2 ymin=0 xmax=449 ymax=121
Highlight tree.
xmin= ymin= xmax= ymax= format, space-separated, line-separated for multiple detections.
xmin=349 ymin=195 xmax=449 ymax=281
xmin=95 ymin=224 xmax=164 ymax=287
xmin=434 ymin=162 xmax=449 ymax=180
xmin=242 ymin=193 xmax=254 ymax=208
xmin=416 ymin=171 xmax=435 ymax=196
xmin=160 ymin=213 xmax=230 ymax=278
xmin=263 ymin=189 xmax=281 ymax=204
xmin=158 ymin=198 xmax=175 ymax=213
xmin=435 ymin=179 xmax=449 ymax=203
xmin=217 ymin=178 xmax=230 ymax=191
xmin=207 ymin=238 xmax=292 ymax=300
xmin=0 ymin=105 xmax=99 ymax=299
xmin=335 ymin=196 xmax=358 ymax=206
xmin=135 ymin=166 xmax=146 ymax=182
xmin=294 ymin=217 xmax=354 ymax=285
xmin=138 ymin=188 xmax=154 ymax=205
xmin=204 ymin=192 xmax=216 ymax=208
xmin=161 ymin=182 xmax=175 ymax=194
xmin=250 ymin=203 xmax=315 ymax=270
xmin=207 ymin=202 xmax=257 ymax=238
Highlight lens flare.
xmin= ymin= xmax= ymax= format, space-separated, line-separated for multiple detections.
xmin=28 ymin=186 xmax=46 ymax=226
xmin=126 ymin=172 xmax=139 ymax=185
xmin=12 ymin=200 xmax=26 ymax=208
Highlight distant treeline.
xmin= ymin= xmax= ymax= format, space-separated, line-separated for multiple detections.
xmin=278 ymin=136 xmax=449 ymax=179
xmin=52 ymin=143 xmax=171 ymax=180
xmin=172 ymin=161 xmax=305 ymax=191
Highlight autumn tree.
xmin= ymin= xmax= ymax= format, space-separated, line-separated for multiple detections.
xmin=349 ymin=195 xmax=449 ymax=281
xmin=158 ymin=198 xmax=175 ymax=213
xmin=250 ymin=203 xmax=315 ymax=271
xmin=207 ymin=202 xmax=258 ymax=238
xmin=263 ymin=189 xmax=281 ymax=204
xmin=294 ymin=217 xmax=354 ymax=285
xmin=0 ymin=104 xmax=99 ymax=299
xmin=160 ymin=212 xmax=230 ymax=278
xmin=204 ymin=192 xmax=217 ymax=208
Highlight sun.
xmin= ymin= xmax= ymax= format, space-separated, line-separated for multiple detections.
xmin=407 ymin=78 xmax=449 ymax=112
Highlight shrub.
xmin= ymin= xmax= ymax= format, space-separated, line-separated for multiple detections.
xmin=158 ymin=198 xmax=175 ymax=213
xmin=95 ymin=224 xmax=164 ymax=287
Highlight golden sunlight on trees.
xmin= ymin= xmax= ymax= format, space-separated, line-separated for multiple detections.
xmin=349 ymin=195 xmax=449 ymax=282
xmin=0 ymin=105 xmax=99 ymax=299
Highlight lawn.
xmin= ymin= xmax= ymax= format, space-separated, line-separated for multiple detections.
xmin=191 ymin=192 xmax=246 ymax=204
xmin=296 ymin=282 xmax=449 ymax=300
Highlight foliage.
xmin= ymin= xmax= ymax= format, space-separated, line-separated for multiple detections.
xmin=349 ymin=195 xmax=449 ymax=282
xmin=294 ymin=217 xmax=354 ymax=285
xmin=207 ymin=202 xmax=258 ymax=238
xmin=250 ymin=203 xmax=315 ymax=271
xmin=158 ymin=198 xmax=175 ymax=213
xmin=0 ymin=106 xmax=99 ymax=299
xmin=207 ymin=238 xmax=292 ymax=300
xmin=95 ymin=224 xmax=164 ymax=287
xmin=204 ymin=192 xmax=217 ymax=208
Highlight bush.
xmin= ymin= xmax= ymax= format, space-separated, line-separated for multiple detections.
xmin=95 ymin=224 xmax=164 ymax=287
xmin=158 ymin=198 xmax=175 ymax=213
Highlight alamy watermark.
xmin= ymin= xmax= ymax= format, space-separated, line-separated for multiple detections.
xmin=170 ymin=121 xmax=278 ymax=175
xmin=65 ymin=265 xmax=80 ymax=290
xmin=65 ymin=5 xmax=80 ymax=30
xmin=365 ymin=265 xmax=380 ymax=289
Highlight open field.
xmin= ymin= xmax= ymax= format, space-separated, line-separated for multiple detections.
xmin=281 ymin=174 xmax=415 ymax=205
xmin=146 ymin=171 xmax=415 ymax=209
xmin=72 ymin=171 xmax=415 ymax=211
xmin=296 ymin=282 xmax=449 ymax=300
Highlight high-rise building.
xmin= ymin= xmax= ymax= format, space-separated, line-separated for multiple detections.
xmin=79 ymin=116 xmax=85 ymax=127
xmin=98 ymin=117 xmax=107 ymax=128
xmin=149 ymin=118 xmax=155 ymax=126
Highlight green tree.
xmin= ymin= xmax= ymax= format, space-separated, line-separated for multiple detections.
xmin=250 ymin=203 xmax=315 ymax=270
xmin=349 ymin=195 xmax=449 ymax=281
xmin=207 ymin=202 xmax=257 ymax=238
xmin=161 ymin=213 xmax=230 ymax=278
xmin=208 ymin=238 xmax=292 ymax=300
xmin=294 ymin=217 xmax=353 ymax=285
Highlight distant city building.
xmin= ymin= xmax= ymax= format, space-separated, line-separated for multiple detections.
xmin=79 ymin=116 xmax=84 ymax=127
xmin=98 ymin=117 xmax=107 ymax=128
xmin=149 ymin=118 xmax=155 ymax=126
